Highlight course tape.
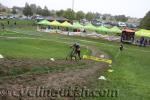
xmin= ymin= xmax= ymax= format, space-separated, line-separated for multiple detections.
xmin=83 ymin=55 xmax=112 ymax=64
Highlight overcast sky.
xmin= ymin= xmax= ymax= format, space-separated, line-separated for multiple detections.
xmin=1 ymin=0 xmax=150 ymax=18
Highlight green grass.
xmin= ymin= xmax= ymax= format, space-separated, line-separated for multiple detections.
xmin=0 ymin=38 xmax=90 ymax=59
xmin=5 ymin=61 xmax=88 ymax=77
xmin=0 ymin=38 xmax=66 ymax=59
xmin=0 ymin=19 xmax=36 ymax=26
xmin=86 ymin=42 xmax=150 ymax=100
xmin=0 ymin=19 xmax=150 ymax=100
xmin=58 ymin=35 xmax=150 ymax=100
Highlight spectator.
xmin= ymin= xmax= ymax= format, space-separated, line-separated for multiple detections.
xmin=8 ymin=20 xmax=10 ymax=25
xmin=120 ymin=44 xmax=124 ymax=51
xmin=136 ymin=40 xmax=139 ymax=46
xmin=14 ymin=21 xmax=16 ymax=26
xmin=144 ymin=39 xmax=148 ymax=47
xmin=140 ymin=37 xmax=144 ymax=46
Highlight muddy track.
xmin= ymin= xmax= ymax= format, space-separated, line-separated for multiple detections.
xmin=0 ymin=45 xmax=110 ymax=100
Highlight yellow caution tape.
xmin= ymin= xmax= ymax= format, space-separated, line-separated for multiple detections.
xmin=83 ymin=55 xmax=112 ymax=64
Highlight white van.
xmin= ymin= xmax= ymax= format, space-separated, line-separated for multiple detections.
xmin=118 ymin=22 xmax=126 ymax=27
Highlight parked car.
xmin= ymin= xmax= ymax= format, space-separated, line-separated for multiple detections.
xmin=0 ymin=16 xmax=7 ymax=19
xmin=118 ymin=22 xmax=126 ymax=27
xmin=126 ymin=23 xmax=137 ymax=28
xmin=91 ymin=20 xmax=102 ymax=26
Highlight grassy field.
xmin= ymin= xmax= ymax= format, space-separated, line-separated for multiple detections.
xmin=0 ymin=19 xmax=150 ymax=100
xmin=0 ymin=38 xmax=69 ymax=59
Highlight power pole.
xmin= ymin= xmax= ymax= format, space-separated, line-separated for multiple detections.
xmin=72 ymin=0 xmax=74 ymax=11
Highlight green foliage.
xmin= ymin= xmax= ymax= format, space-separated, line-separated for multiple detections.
xmin=76 ymin=11 xmax=85 ymax=20
xmin=36 ymin=6 xmax=52 ymax=16
xmin=86 ymin=12 xmax=96 ymax=21
xmin=23 ymin=3 xmax=33 ymax=16
xmin=30 ymin=4 xmax=37 ymax=14
xmin=56 ymin=10 xmax=65 ymax=17
xmin=63 ymin=9 xmax=76 ymax=20
xmin=0 ymin=6 xmax=6 ymax=12
xmin=36 ymin=6 xmax=43 ymax=15
xmin=11 ymin=7 xmax=17 ymax=14
xmin=114 ymin=15 xmax=128 ymax=22
xmin=140 ymin=11 xmax=150 ymax=30
xmin=41 ymin=6 xmax=50 ymax=16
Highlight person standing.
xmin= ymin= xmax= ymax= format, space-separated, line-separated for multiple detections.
xmin=7 ymin=20 xmax=10 ymax=25
xmin=140 ymin=37 xmax=144 ymax=46
xmin=120 ymin=44 xmax=124 ymax=51
xmin=14 ymin=21 xmax=16 ymax=26
xmin=144 ymin=39 xmax=148 ymax=47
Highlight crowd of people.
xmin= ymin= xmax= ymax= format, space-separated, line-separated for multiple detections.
xmin=136 ymin=37 xmax=150 ymax=47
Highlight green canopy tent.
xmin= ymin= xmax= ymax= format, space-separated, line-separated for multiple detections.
xmin=136 ymin=29 xmax=150 ymax=37
xmin=72 ymin=22 xmax=84 ymax=29
xmin=37 ymin=19 xmax=51 ymax=25
xmin=110 ymin=26 xmax=122 ymax=34
xmin=96 ymin=26 xmax=110 ymax=33
xmin=60 ymin=21 xmax=73 ymax=28
xmin=37 ymin=20 xmax=51 ymax=32
xmin=84 ymin=24 xmax=97 ymax=31
xmin=49 ymin=20 xmax=61 ymax=26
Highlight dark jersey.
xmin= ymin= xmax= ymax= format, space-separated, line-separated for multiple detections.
xmin=75 ymin=45 xmax=80 ymax=51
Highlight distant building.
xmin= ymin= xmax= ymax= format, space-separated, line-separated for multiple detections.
xmin=10 ymin=6 xmax=24 ymax=14
xmin=127 ymin=17 xmax=140 ymax=23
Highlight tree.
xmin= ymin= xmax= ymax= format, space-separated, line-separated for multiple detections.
xmin=30 ymin=4 xmax=37 ymax=14
xmin=85 ymin=12 xmax=95 ymax=21
xmin=114 ymin=15 xmax=128 ymax=22
xmin=41 ymin=6 xmax=50 ymax=16
xmin=56 ymin=10 xmax=64 ymax=17
xmin=0 ymin=8 xmax=6 ymax=12
xmin=140 ymin=11 xmax=150 ymax=30
xmin=50 ymin=10 xmax=56 ymax=17
xmin=23 ymin=3 xmax=33 ymax=16
xmin=63 ymin=9 xmax=75 ymax=20
xmin=102 ymin=16 xmax=106 ymax=20
xmin=76 ymin=11 xmax=85 ymax=20
xmin=36 ymin=6 xmax=42 ymax=15
xmin=11 ymin=7 xmax=17 ymax=14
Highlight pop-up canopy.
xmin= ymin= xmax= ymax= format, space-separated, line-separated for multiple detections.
xmin=136 ymin=29 xmax=150 ymax=37
xmin=97 ymin=26 xmax=110 ymax=32
xmin=50 ymin=20 xmax=61 ymax=26
xmin=60 ymin=21 xmax=72 ymax=28
xmin=84 ymin=24 xmax=97 ymax=31
xmin=72 ymin=22 xmax=84 ymax=29
xmin=37 ymin=20 xmax=51 ymax=25
xmin=110 ymin=26 xmax=122 ymax=33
